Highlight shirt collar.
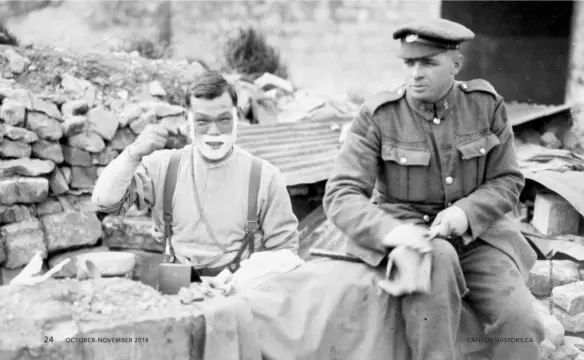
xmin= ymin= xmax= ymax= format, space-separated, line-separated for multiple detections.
xmin=191 ymin=144 xmax=236 ymax=168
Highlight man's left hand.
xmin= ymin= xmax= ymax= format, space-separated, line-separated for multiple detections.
xmin=427 ymin=206 xmax=470 ymax=243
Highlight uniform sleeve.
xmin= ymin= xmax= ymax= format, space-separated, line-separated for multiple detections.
xmin=453 ymin=100 xmax=524 ymax=239
xmin=259 ymin=170 xmax=300 ymax=253
xmin=91 ymin=149 xmax=157 ymax=216
xmin=322 ymin=105 xmax=404 ymax=264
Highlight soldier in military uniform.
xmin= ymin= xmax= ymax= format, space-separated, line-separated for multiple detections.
xmin=323 ymin=18 xmax=545 ymax=359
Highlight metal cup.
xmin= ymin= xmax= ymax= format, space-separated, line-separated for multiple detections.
xmin=157 ymin=263 xmax=192 ymax=295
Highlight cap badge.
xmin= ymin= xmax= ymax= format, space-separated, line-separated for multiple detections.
xmin=405 ymin=34 xmax=419 ymax=43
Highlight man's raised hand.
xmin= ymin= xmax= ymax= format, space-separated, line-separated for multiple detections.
xmin=127 ymin=124 xmax=171 ymax=161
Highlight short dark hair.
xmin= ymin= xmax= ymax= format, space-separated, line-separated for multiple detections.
xmin=185 ymin=71 xmax=238 ymax=107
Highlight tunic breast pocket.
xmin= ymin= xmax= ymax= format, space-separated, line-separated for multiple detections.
xmin=381 ymin=142 xmax=431 ymax=202
xmin=455 ymin=133 xmax=501 ymax=189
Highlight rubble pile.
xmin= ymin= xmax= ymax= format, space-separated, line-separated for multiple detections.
xmin=513 ymin=113 xmax=583 ymax=155
xmin=487 ymin=120 xmax=584 ymax=359
xmin=0 ymin=67 xmax=192 ymax=283
xmin=522 ymin=187 xmax=584 ymax=359
xmin=0 ymin=277 xmax=206 ymax=359
xmin=529 ymin=256 xmax=584 ymax=360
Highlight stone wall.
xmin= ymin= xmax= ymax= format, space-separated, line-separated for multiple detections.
xmin=0 ymin=47 xmax=195 ymax=282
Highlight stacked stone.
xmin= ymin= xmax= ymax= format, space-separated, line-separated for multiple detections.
xmin=0 ymin=79 xmax=190 ymax=283
xmin=529 ymin=260 xmax=584 ymax=359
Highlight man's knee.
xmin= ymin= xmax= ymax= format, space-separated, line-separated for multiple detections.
xmin=426 ymin=239 xmax=465 ymax=295
xmin=431 ymin=239 xmax=459 ymax=268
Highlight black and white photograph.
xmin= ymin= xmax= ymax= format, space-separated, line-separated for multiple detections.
xmin=0 ymin=0 xmax=583 ymax=359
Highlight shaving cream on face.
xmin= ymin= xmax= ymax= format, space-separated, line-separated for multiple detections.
xmin=193 ymin=108 xmax=238 ymax=160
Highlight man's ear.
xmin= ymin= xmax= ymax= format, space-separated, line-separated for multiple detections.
xmin=453 ymin=54 xmax=464 ymax=75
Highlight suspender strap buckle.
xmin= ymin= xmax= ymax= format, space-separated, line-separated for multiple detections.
xmin=245 ymin=221 xmax=259 ymax=233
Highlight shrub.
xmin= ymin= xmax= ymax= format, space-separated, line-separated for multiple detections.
xmin=0 ymin=22 xmax=19 ymax=46
xmin=221 ymin=26 xmax=288 ymax=80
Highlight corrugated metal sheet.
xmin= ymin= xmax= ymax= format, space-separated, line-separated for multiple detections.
xmin=237 ymin=115 xmax=353 ymax=186
xmin=506 ymin=102 xmax=572 ymax=127
xmin=237 ymin=102 xmax=572 ymax=187
xmin=297 ymin=205 xmax=347 ymax=260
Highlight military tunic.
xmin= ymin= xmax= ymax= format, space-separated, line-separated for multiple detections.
xmin=323 ymin=79 xmax=536 ymax=280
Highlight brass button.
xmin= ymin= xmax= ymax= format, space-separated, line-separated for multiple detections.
xmin=400 ymin=157 xmax=407 ymax=164
xmin=461 ymin=83 xmax=468 ymax=90
xmin=433 ymin=118 xmax=441 ymax=125
xmin=423 ymin=215 xmax=430 ymax=222
xmin=479 ymin=147 xmax=486 ymax=155
xmin=445 ymin=176 xmax=453 ymax=185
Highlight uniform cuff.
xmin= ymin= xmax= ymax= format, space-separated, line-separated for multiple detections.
xmin=346 ymin=245 xmax=386 ymax=267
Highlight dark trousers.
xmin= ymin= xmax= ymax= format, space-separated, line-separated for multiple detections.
xmin=401 ymin=238 xmax=545 ymax=360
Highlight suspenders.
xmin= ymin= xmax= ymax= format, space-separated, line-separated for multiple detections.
xmin=162 ymin=151 xmax=181 ymax=263
xmin=228 ymin=158 xmax=262 ymax=272
xmin=161 ymin=149 xmax=263 ymax=272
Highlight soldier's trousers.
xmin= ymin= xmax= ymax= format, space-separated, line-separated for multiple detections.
xmin=401 ymin=238 xmax=545 ymax=360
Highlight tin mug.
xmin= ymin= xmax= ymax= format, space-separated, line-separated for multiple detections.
xmin=158 ymin=263 xmax=192 ymax=295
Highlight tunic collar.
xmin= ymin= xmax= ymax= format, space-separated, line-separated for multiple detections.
xmin=406 ymin=82 xmax=457 ymax=122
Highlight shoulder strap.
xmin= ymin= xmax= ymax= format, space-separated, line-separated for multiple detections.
xmin=245 ymin=157 xmax=263 ymax=253
xmin=459 ymin=79 xmax=498 ymax=99
xmin=162 ymin=150 xmax=182 ymax=262
xmin=364 ymin=87 xmax=405 ymax=115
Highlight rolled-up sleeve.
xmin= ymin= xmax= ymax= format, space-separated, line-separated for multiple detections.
xmin=453 ymin=100 xmax=524 ymax=239
xmin=322 ymin=106 xmax=404 ymax=264
xmin=259 ymin=170 xmax=299 ymax=253
xmin=91 ymin=149 xmax=157 ymax=215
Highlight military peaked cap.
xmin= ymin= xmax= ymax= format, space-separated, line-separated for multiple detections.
xmin=393 ymin=18 xmax=475 ymax=59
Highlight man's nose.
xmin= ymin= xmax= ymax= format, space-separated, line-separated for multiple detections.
xmin=207 ymin=121 xmax=221 ymax=135
xmin=411 ymin=63 xmax=424 ymax=79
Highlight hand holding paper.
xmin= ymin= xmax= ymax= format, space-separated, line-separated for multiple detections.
xmin=381 ymin=223 xmax=433 ymax=253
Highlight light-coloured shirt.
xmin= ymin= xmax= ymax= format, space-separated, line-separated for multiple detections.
xmin=92 ymin=145 xmax=299 ymax=268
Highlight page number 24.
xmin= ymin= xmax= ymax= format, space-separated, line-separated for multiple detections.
xmin=44 ymin=336 xmax=53 ymax=343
